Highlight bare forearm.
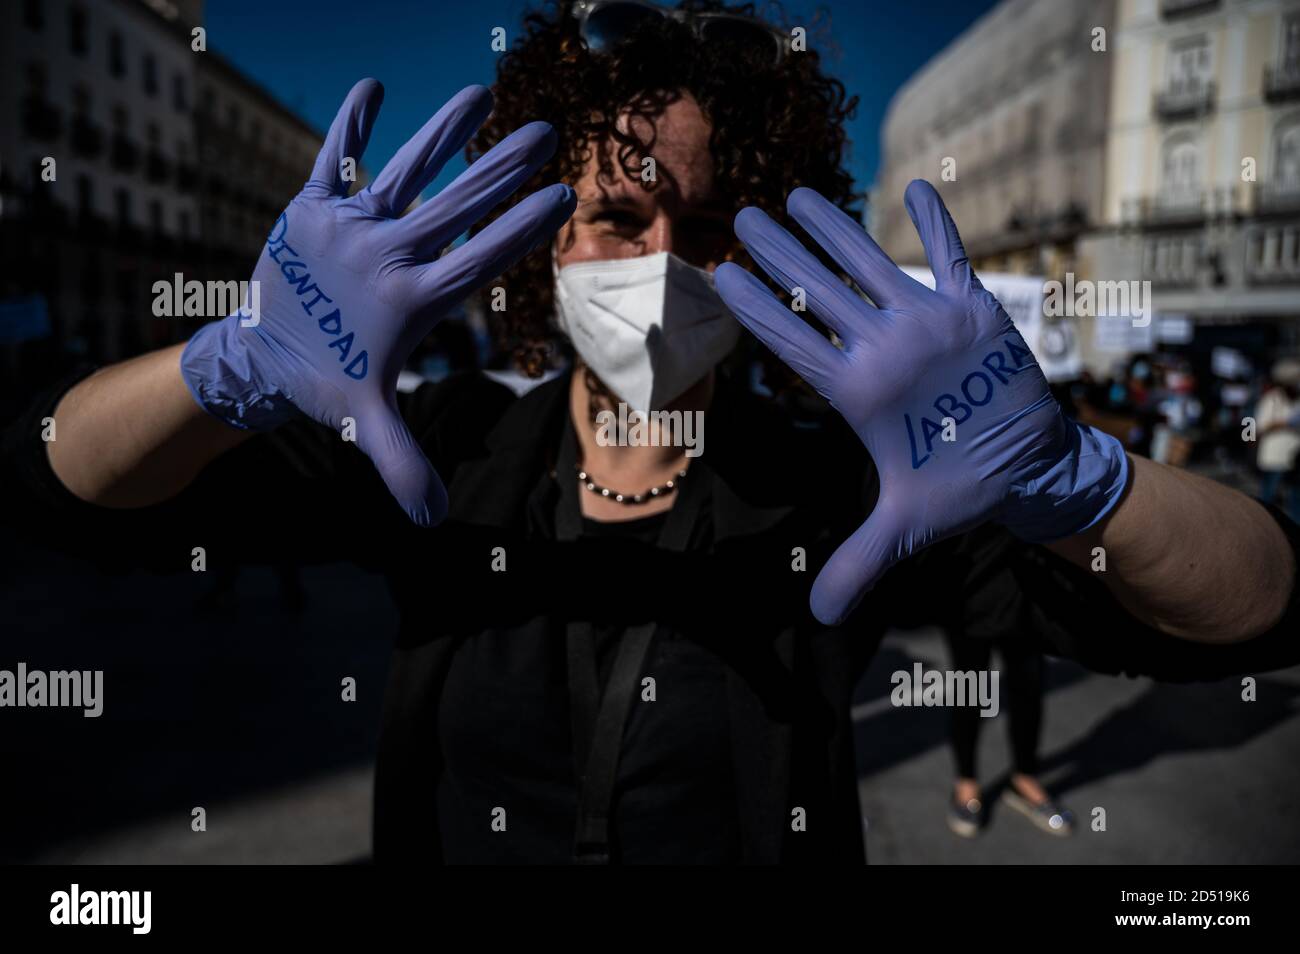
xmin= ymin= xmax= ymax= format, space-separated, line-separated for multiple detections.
xmin=46 ymin=344 xmax=250 ymax=508
xmin=1047 ymin=455 xmax=1294 ymax=644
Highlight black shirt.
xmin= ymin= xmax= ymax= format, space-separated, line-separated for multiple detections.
xmin=436 ymin=509 xmax=740 ymax=863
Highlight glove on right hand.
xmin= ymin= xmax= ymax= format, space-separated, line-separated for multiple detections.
xmin=181 ymin=79 xmax=576 ymax=526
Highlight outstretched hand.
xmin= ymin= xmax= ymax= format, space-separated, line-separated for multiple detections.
xmin=715 ymin=181 xmax=1127 ymax=625
xmin=182 ymin=80 xmax=576 ymax=526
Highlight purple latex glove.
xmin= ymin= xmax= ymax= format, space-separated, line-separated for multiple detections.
xmin=715 ymin=181 xmax=1128 ymax=625
xmin=181 ymin=80 xmax=575 ymax=526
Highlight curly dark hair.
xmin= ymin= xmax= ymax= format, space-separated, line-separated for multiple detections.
xmin=467 ymin=0 xmax=858 ymax=383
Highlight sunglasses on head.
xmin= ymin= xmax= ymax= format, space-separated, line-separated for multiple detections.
xmin=571 ymin=0 xmax=789 ymax=67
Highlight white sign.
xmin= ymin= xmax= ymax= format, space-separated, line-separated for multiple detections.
xmin=1157 ymin=313 xmax=1193 ymax=344
xmin=1094 ymin=312 xmax=1156 ymax=353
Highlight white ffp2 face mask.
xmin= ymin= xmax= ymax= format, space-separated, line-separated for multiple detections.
xmin=553 ymin=251 xmax=740 ymax=413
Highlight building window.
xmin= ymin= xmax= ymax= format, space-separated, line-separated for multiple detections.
xmin=1276 ymin=119 xmax=1300 ymax=185
xmin=1162 ymin=134 xmax=1201 ymax=194
xmin=149 ymin=200 xmax=163 ymax=234
xmin=1167 ymin=36 xmax=1212 ymax=92
xmin=26 ymin=62 xmax=48 ymax=96
xmin=115 ymin=188 xmax=132 ymax=228
xmin=81 ymin=262 xmax=103 ymax=300
xmin=112 ymin=104 xmax=129 ymax=133
xmin=147 ymin=122 xmax=161 ymax=146
xmin=77 ymin=175 xmax=95 ymax=218
xmin=172 ymin=74 xmax=188 ymax=112
xmin=24 ymin=0 xmax=44 ymax=30
xmin=1282 ymin=14 xmax=1300 ymax=72
xmin=116 ymin=269 xmax=137 ymax=308
xmin=72 ymin=85 xmax=92 ymax=118
xmin=179 ymin=211 xmax=191 ymax=238
xmin=69 ymin=5 xmax=89 ymax=57
xmin=110 ymin=32 xmax=126 ymax=77
xmin=142 ymin=54 xmax=158 ymax=96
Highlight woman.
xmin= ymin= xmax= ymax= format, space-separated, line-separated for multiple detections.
xmin=9 ymin=1 xmax=1299 ymax=864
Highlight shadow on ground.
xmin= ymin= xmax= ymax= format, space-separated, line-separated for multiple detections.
xmin=0 ymin=532 xmax=393 ymax=862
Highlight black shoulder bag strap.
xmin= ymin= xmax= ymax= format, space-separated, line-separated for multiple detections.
xmin=554 ymin=420 xmax=706 ymax=864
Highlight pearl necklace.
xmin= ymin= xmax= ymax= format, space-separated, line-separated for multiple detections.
xmin=576 ymin=464 xmax=688 ymax=505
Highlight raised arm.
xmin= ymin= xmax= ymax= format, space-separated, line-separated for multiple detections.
xmin=1046 ymin=455 xmax=1292 ymax=643
xmin=47 ymin=344 xmax=247 ymax=507
xmin=42 ymin=79 xmax=574 ymax=520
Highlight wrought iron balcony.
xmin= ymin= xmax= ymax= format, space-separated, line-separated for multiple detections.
xmin=1246 ymin=225 xmax=1300 ymax=284
xmin=1150 ymin=189 xmax=1207 ymax=224
xmin=1153 ymin=79 xmax=1215 ymax=120
xmin=1264 ymin=64 xmax=1300 ymax=103
xmin=1256 ymin=180 xmax=1300 ymax=216
xmin=1142 ymin=234 xmax=1203 ymax=287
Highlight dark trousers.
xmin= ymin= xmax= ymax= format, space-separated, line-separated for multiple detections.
xmin=944 ymin=632 xmax=1043 ymax=778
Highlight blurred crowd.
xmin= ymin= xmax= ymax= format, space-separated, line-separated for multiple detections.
xmin=1057 ymin=352 xmax=1300 ymax=523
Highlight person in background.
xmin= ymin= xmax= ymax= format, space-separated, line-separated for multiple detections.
xmin=1255 ymin=359 xmax=1300 ymax=523
xmin=1126 ymin=358 xmax=1152 ymax=412
xmin=1214 ymin=377 xmax=1255 ymax=476
xmin=945 ymin=630 xmax=1070 ymax=839
xmin=1151 ymin=366 xmax=1201 ymax=468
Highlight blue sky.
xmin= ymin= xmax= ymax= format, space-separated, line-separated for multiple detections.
xmin=205 ymin=0 xmax=999 ymax=196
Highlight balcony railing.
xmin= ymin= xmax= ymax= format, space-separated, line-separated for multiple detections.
xmin=1160 ymin=0 xmax=1219 ymax=18
xmin=1142 ymin=235 xmax=1203 ymax=287
xmin=1121 ymin=187 xmax=1250 ymax=228
xmin=1153 ymin=79 xmax=1215 ymax=120
xmin=1151 ymin=189 xmax=1206 ymax=224
xmin=22 ymin=97 xmax=63 ymax=143
xmin=1256 ymin=180 xmax=1300 ymax=215
xmin=1264 ymin=63 xmax=1300 ymax=103
xmin=1246 ymin=225 xmax=1300 ymax=284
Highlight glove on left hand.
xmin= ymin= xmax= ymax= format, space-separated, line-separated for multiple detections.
xmin=715 ymin=180 xmax=1128 ymax=625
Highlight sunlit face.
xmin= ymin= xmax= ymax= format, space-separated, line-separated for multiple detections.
xmin=554 ymin=92 xmax=738 ymax=271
